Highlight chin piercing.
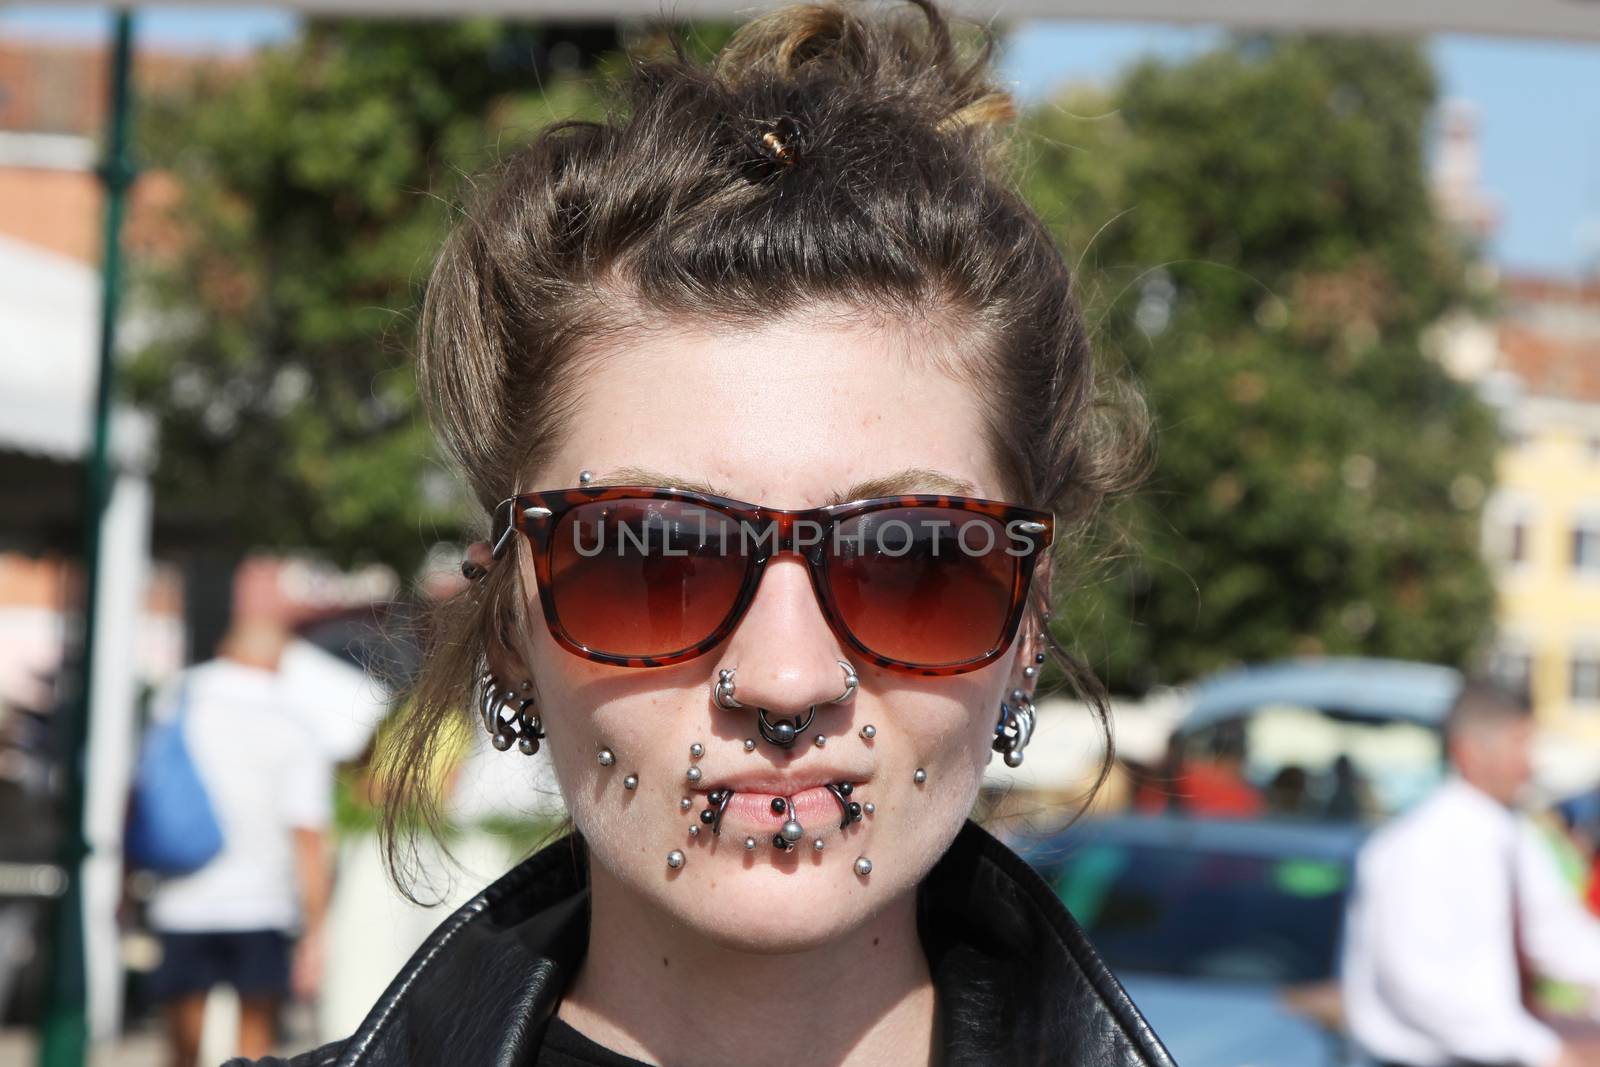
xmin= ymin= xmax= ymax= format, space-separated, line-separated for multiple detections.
xmin=744 ymin=835 xmax=757 ymax=850
xmin=598 ymin=749 xmax=615 ymax=767
xmin=680 ymin=797 xmax=692 ymax=811
xmin=814 ymin=734 xmax=827 ymax=748
xmin=913 ymin=768 xmax=927 ymax=784
xmin=859 ymin=724 xmax=876 ymax=740
xmin=744 ymin=738 xmax=757 ymax=751
xmin=814 ymin=838 xmax=825 ymax=851
xmin=690 ymin=742 xmax=704 ymax=758
xmin=686 ymin=766 xmax=702 ymax=783
xmin=688 ymin=824 xmax=700 ymax=837
xmin=624 ymin=774 xmax=638 ymax=790
xmin=667 ymin=850 xmax=685 ymax=869
xmin=854 ymin=857 xmax=873 ymax=876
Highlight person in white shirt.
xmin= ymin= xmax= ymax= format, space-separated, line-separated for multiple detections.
xmin=1342 ymin=678 xmax=1600 ymax=1067
xmin=141 ymin=621 xmax=333 ymax=1067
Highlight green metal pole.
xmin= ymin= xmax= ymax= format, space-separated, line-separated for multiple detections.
xmin=38 ymin=11 xmax=137 ymax=1067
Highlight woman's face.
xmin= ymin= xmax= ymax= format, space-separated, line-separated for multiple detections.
xmin=508 ymin=306 xmax=1042 ymax=953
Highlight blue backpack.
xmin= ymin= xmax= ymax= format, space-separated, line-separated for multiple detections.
xmin=125 ymin=676 xmax=225 ymax=875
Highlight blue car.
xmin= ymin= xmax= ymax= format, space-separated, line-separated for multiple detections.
xmin=1020 ymin=814 xmax=1371 ymax=1067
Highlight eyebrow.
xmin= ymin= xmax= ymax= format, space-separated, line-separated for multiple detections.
xmin=589 ymin=465 xmax=978 ymax=504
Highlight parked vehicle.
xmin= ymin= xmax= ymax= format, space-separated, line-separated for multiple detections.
xmin=1163 ymin=658 xmax=1463 ymax=821
xmin=1022 ymin=813 xmax=1370 ymax=1067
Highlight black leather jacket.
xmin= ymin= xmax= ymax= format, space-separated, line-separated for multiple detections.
xmin=233 ymin=820 xmax=1174 ymax=1066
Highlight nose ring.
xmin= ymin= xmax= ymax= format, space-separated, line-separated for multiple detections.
xmin=713 ymin=661 xmax=858 ymax=749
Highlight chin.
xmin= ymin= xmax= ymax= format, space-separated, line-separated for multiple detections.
xmin=651 ymin=856 xmax=890 ymax=954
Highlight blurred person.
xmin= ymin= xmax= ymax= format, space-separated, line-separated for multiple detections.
xmin=1342 ymin=678 xmax=1600 ymax=1067
xmin=142 ymin=619 xmax=333 ymax=1066
xmin=227 ymin=1 xmax=1174 ymax=1064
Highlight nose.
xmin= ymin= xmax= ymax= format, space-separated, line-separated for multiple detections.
xmin=715 ymin=556 xmax=855 ymax=720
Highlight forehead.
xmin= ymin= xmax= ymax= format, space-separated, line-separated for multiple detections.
xmin=539 ymin=309 xmax=1004 ymax=507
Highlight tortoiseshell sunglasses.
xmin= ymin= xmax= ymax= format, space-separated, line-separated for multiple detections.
xmin=490 ymin=485 xmax=1055 ymax=676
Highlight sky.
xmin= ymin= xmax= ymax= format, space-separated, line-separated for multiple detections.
xmin=2 ymin=7 xmax=1597 ymax=277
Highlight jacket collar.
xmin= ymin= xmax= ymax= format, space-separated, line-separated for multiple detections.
xmin=323 ymin=820 xmax=1173 ymax=1067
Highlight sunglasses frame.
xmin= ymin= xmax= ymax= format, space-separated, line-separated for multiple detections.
xmin=490 ymin=485 xmax=1056 ymax=676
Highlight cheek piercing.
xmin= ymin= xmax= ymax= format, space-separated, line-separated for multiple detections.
xmin=598 ymin=749 xmax=616 ymax=767
xmin=913 ymin=768 xmax=927 ymax=784
xmin=667 ymin=850 xmax=685 ymax=869
xmin=859 ymin=724 xmax=876 ymax=740
xmin=854 ymin=857 xmax=873 ymax=877
xmin=745 ymin=836 xmax=757 ymax=850
xmin=624 ymin=774 xmax=638 ymax=790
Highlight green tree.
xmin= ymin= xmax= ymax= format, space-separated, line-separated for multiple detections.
xmin=1017 ymin=35 xmax=1499 ymax=689
xmin=126 ymin=21 xmax=612 ymax=577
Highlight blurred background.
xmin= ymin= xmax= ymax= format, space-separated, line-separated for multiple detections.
xmin=0 ymin=2 xmax=1597 ymax=1065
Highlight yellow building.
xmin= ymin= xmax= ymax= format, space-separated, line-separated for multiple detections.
xmin=1478 ymin=276 xmax=1600 ymax=743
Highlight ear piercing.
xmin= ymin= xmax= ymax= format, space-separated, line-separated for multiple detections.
xmin=478 ymin=671 xmax=544 ymax=755
xmin=993 ymin=688 xmax=1037 ymax=768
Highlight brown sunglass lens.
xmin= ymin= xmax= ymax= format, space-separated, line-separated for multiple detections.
xmin=825 ymin=508 xmax=1020 ymax=668
xmin=548 ymin=500 xmax=750 ymax=658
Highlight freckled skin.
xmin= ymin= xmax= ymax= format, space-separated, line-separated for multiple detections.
xmin=488 ymin=306 xmax=1047 ymax=1063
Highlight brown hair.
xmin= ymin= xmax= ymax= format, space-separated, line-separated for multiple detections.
xmin=379 ymin=0 xmax=1148 ymax=895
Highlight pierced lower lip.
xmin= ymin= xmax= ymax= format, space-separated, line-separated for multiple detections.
xmin=712 ymin=784 xmax=854 ymax=830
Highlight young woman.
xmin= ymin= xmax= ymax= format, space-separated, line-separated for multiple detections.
xmin=237 ymin=1 xmax=1170 ymax=1063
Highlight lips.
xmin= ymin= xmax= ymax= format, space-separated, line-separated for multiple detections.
xmin=693 ymin=772 xmax=866 ymax=835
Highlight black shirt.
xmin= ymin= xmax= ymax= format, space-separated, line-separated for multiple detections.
xmin=536 ymin=1016 xmax=656 ymax=1067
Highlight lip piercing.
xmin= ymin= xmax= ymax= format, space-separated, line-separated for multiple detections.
xmin=913 ymin=768 xmax=927 ymax=784
xmin=771 ymin=797 xmax=786 ymax=814
xmin=667 ymin=850 xmax=685 ymax=869
xmin=701 ymin=789 xmax=734 ymax=835
xmin=598 ymin=749 xmax=615 ymax=766
xmin=824 ymin=782 xmax=865 ymax=830
xmin=776 ymin=796 xmax=804 ymax=850
xmin=859 ymin=724 xmax=876 ymax=740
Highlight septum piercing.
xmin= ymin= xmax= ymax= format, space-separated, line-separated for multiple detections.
xmin=715 ymin=661 xmax=857 ymax=750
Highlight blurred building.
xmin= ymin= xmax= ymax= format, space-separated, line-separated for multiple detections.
xmin=1430 ymin=100 xmax=1600 ymax=762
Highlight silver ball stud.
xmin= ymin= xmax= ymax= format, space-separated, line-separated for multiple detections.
xmin=667 ymin=850 xmax=685 ymax=869
xmin=1004 ymin=749 xmax=1025 ymax=768
xmin=1010 ymin=688 xmax=1025 ymax=703
xmin=680 ymin=797 xmax=692 ymax=811
xmin=814 ymin=734 xmax=827 ymax=748
xmin=1023 ymin=665 xmax=1037 ymax=679
xmin=690 ymin=742 xmax=705 ymax=758
xmin=688 ymin=824 xmax=700 ymax=837
xmin=597 ymin=748 xmax=615 ymax=767
xmin=854 ymin=857 xmax=873 ymax=876
xmin=859 ymin=724 xmax=876 ymax=740
xmin=744 ymin=836 xmax=757 ymax=850
xmin=913 ymin=768 xmax=927 ymax=784
xmin=864 ymin=801 xmax=876 ymax=815
xmin=813 ymin=838 xmax=825 ymax=851
xmin=781 ymin=819 xmax=804 ymax=843
xmin=744 ymin=738 xmax=757 ymax=751
xmin=578 ymin=469 xmax=594 ymax=485
xmin=686 ymin=766 xmax=702 ymax=783
xmin=623 ymin=774 xmax=638 ymax=790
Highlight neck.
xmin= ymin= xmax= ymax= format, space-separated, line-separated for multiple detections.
xmin=560 ymin=860 xmax=939 ymax=1067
